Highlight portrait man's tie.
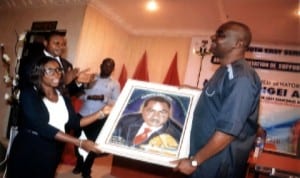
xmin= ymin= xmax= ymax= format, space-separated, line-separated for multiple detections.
xmin=133 ymin=127 xmax=152 ymax=145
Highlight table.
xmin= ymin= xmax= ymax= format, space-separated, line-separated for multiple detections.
xmin=247 ymin=151 xmax=300 ymax=178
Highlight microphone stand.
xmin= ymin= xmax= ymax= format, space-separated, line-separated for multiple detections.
xmin=194 ymin=40 xmax=210 ymax=87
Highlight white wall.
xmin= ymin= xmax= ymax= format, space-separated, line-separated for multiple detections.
xmin=0 ymin=3 xmax=87 ymax=137
xmin=0 ymin=3 xmax=193 ymax=138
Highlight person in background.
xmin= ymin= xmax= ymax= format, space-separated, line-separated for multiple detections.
xmin=173 ymin=21 xmax=261 ymax=178
xmin=18 ymin=30 xmax=92 ymax=96
xmin=291 ymin=120 xmax=300 ymax=155
xmin=113 ymin=95 xmax=182 ymax=149
xmin=72 ymin=58 xmax=120 ymax=178
xmin=7 ymin=56 xmax=110 ymax=178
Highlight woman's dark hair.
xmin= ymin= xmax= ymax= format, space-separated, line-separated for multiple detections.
xmin=30 ymin=56 xmax=64 ymax=97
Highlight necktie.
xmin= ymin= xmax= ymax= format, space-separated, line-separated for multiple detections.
xmin=133 ymin=127 xmax=152 ymax=145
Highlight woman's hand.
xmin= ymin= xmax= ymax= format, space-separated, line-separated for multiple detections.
xmin=96 ymin=105 xmax=113 ymax=119
xmin=102 ymin=105 xmax=112 ymax=115
xmin=80 ymin=139 xmax=102 ymax=154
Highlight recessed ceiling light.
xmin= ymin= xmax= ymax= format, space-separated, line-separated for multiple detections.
xmin=146 ymin=0 xmax=158 ymax=11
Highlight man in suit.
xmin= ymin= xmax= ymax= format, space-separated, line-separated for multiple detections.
xmin=113 ymin=95 xmax=182 ymax=149
xmin=18 ymin=30 xmax=92 ymax=95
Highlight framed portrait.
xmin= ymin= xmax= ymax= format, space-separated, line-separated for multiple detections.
xmin=96 ymin=79 xmax=201 ymax=167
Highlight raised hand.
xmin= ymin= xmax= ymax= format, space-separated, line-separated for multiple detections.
xmin=76 ymin=68 xmax=95 ymax=84
xmin=64 ymin=67 xmax=79 ymax=85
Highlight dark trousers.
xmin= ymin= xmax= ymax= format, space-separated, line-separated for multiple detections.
xmin=74 ymin=116 xmax=107 ymax=176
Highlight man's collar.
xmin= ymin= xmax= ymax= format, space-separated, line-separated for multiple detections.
xmin=43 ymin=50 xmax=61 ymax=60
xmin=43 ymin=50 xmax=62 ymax=67
xmin=141 ymin=123 xmax=163 ymax=132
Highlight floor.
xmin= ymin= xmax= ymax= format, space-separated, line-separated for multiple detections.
xmin=0 ymin=153 xmax=267 ymax=178
xmin=56 ymin=154 xmax=115 ymax=178
xmin=55 ymin=155 xmax=262 ymax=178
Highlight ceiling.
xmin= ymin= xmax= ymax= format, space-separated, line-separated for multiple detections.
xmin=1 ymin=0 xmax=300 ymax=46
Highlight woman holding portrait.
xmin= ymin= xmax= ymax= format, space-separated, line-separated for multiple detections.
xmin=7 ymin=56 xmax=109 ymax=178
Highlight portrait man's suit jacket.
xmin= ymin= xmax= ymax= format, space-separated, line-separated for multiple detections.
xmin=113 ymin=113 xmax=182 ymax=146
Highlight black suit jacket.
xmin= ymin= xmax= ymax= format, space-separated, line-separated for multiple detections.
xmin=7 ymin=86 xmax=81 ymax=178
xmin=18 ymin=86 xmax=80 ymax=138
xmin=113 ymin=113 xmax=182 ymax=147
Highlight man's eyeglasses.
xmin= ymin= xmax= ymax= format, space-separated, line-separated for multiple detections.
xmin=44 ymin=67 xmax=64 ymax=76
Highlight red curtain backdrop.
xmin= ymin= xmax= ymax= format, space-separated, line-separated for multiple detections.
xmin=163 ymin=52 xmax=180 ymax=86
xmin=132 ymin=51 xmax=149 ymax=81
xmin=118 ymin=64 xmax=128 ymax=90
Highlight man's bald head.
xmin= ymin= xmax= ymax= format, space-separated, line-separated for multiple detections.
xmin=221 ymin=21 xmax=252 ymax=49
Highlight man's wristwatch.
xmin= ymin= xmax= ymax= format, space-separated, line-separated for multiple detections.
xmin=190 ymin=156 xmax=198 ymax=167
